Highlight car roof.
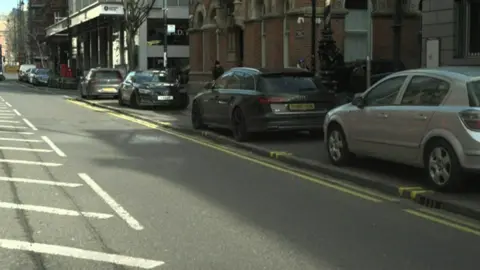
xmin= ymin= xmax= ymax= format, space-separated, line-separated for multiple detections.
xmin=397 ymin=66 xmax=480 ymax=82
xmin=229 ymin=67 xmax=312 ymax=75
xmin=92 ymin=68 xmax=119 ymax=72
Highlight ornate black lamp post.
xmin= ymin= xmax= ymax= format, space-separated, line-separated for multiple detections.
xmin=317 ymin=2 xmax=344 ymax=92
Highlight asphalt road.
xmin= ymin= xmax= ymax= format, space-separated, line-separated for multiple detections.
xmin=0 ymin=79 xmax=479 ymax=269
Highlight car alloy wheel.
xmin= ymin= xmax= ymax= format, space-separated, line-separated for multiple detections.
xmin=328 ymin=130 xmax=344 ymax=162
xmin=424 ymin=139 xmax=464 ymax=191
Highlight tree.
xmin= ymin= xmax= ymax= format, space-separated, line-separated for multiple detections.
xmin=122 ymin=0 xmax=157 ymax=71
xmin=25 ymin=28 xmax=46 ymax=68
xmin=4 ymin=9 xmax=28 ymax=64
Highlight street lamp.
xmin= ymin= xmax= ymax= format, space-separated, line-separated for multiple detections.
xmin=317 ymin=1 xmax=344 ymax=92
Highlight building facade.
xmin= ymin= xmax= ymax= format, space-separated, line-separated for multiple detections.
xmin=44 ymin=0 xmax=189 ymax=75
xmin=422 ymin=0 xmax=480 ymax=67
xmin=189 ymin=0 xmax=423 ymax=81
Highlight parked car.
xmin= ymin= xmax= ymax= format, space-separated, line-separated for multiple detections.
xmin=30 ymin=68 xmax=51 ymax=86
xmin=78 ymin=68 xmax=123 ymax=99
xmin=18 ymin=64 xmax=36 ymax=82
xmin=118 ymin=70 xmax=189 ymax=109
xmin=324 ymin=66 xmax=480 ymax=192
xmin=191 ymin=67 xmax=336 ymax=141
xmin=27 ymin=68 xmax=38 ymax=83
xmin=18 ymin=64 xmax=35 ymax=82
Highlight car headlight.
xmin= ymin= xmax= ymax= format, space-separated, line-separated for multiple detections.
xmin=138 ymin=88 xmax=151 ymax=94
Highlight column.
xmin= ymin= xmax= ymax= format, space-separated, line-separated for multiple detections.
xmin=98 ymin=28 xmax=107 ymax=67
xmin=119 ymin=22 xmax=125 ymax=66
xmin=84 ymin=32 xmax=91 ymax=70
xmin=91 ymin=30 xmax=98 ymax=67
xmin=107 ymin=25 xmax=113 ymax=68
xmin=138 ymin=20 xmax=148 ymax=70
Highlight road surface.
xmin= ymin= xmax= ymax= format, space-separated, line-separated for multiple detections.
xmin=0 ymin=79 xmax=478 ymax=269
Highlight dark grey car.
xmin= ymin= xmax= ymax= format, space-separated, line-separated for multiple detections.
xmin=78 ymin=68 xmax=123 ymax=99
xmin=118 ymin=70 xmax=189 ymax=109
xmin=191 ymin=67 xmax=336 ymax=141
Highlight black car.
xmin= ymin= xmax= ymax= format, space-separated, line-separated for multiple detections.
xmin=118 ymin=70 xmax=189 ymax=109
xmin=191 ymin=67 xmax=336 ymax=141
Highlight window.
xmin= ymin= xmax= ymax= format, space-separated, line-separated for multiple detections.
xmin=401 ymin=76 xmax=450 ymax=106
xmin=364 ymin=76 xmax=407 ymax=106
xmin=125 ymin=72 xmax=135 ymax=82
xmin=147 ymin=19 xmax=189 ymax=46
xmin=454 ymin=0 xmax=480 ymax=57
xmin=259 ymin=75 xmax=317 ymax=94
xmin=236 ymin=72 xmax=256 ymax=90
xmin=226 ymin=73 xmax=242 ymax=89
xmin=228 ymin=32 xmax=235 ymax=52
xmin=214 ymin=73 xmax=231 ymax=89
xmin=135 ymin=71 xmax=168 ymax=83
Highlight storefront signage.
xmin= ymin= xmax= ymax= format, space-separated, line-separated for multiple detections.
xmin=100 ymin=4 xmax=124 ymax=15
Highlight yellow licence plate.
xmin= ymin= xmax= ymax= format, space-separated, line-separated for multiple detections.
xmin=288 ymin=103 xmax=315 ymax=111
xmin=102 ymin=88 xmax=116 ymax=92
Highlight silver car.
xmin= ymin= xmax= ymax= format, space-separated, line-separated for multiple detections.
xmin=324 ymin=66 xmax=480 ymax=191
xmin=78 ymin=68 xmax=123 ymax=99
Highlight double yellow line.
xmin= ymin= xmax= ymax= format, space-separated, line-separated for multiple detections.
xmin=406 ymin=208 xmax=480 ymax=236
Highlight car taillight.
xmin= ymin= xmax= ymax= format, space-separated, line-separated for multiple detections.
xmin=460 ymin=110 xmax=480 ymax=130
xmin=258 ymin=97 xmax=286 ymax=104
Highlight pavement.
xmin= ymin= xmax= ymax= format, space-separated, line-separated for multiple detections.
xmin=0 ymin=76 xmax=477 ymax=269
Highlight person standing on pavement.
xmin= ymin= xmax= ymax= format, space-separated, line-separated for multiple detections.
xmin=212 ymin=60 xmax=224 ymax=81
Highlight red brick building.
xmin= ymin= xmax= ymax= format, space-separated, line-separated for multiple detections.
xmin=28 ymin=0 xmax=67 ymax=64
xmin=188 ymin=0 xmax=422 ymax=81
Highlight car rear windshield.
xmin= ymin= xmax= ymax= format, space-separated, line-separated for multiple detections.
xmin=93 ymin=71 xmax=121 ymax=79
xmin=37 ymin=69 xmax=49 ymax=74
xmin=467 ymin=80 xmax=480 ymax=106
xmin=260 ymin=74 xmax=319 ymax=94
xmin=136 ymin=72 xmax=168 ymax=83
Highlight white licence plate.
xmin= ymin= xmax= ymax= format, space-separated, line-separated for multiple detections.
xmin=158 ymin=96 xmax=174 ymax=100
xmin=102 ymin=88 xmax=117 ymax=92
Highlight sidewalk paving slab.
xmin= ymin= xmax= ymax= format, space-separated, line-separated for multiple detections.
xmin=71 ymin=97 xmax=480 ymax=222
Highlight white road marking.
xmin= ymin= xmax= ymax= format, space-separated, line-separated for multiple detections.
xmin=0 ymin=125 xmax=27 ymax=129
xmin=0 ymin=116 xmax=16 ymax=119
xmin=0 ymin=146 xmax=53 ymax=152
xmin=78 ymin=173 xmax=144 ymax=230
xmin=0 ymin=120 xmax=20 ymax=123
xmin=0 ymin=176 xmax=82 ymax=187
xmin=0 ymin=114 xmax=16 ymax=117
xmin=41 ymin=136 xmax=66 ymax=157
xmin=0 ymin=131 xmax=34 ymax=135
xmin=0 ymin=109 xmax=12 ymax=112
xmin=13 ymin=109 xmax=21 ymax=116
xmin=22 ymin=118 xmax=37 ymax=130
xmin=0 ymin=137 xmax=42 ymax=142
xmin=5 ymin=102 xmax=11 ymax=107
xmin=0 ymin=202 xmax=112 ymax=219
xmin=0 ymin=159 xmax=62 ymax=166
xmin=0 ymin=239 xmax=165 ymax=269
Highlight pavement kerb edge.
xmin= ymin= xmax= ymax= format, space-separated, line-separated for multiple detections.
xmin=73 ymin=97 xmax=480 ymax=223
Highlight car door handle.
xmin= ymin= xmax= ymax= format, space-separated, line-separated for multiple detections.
xmin=377 ymin=113 xmax=388 ymax=118
xmin=414 ymin=114 xmax=428 ymax=120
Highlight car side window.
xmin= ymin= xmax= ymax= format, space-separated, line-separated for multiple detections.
xmin=214 ymin=73 xmax=231 ymax=90
xmin=364 ymin=76 xmax=407 ymax=106
xmin=236 ymin=71 xmax=256 ymax=90
xmin=125 ymin=72 xmax=135 ymax=82
xmin=227 ymin=72 xmax=242 ymax=89
xmin=400 ymin=76 xmax=450 ymax=106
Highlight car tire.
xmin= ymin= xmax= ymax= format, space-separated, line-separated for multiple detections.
xmin=326 ymin=124 xmax=352 ymax=166
xmin=130 ymin=90 xmax=141 ymax=109
xmin=423 ymin=139 xmax=464 ymax=192
xmin=231 ymin=107 xmax=250 ymax=142
xmin=118 ymin=91 xmax=124 ymax=106
xmin=191 ymin=101 xmax=206 ymax=130
xmin=78 ymin=86 xmax=86 ymax=99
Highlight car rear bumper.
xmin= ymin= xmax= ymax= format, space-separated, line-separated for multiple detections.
xmin=138 ymin=93 xmax=188 ymax=106
xmin=90 ymin=88 xmax=119 ymax=97
xmin=248 ymin=113 xmax=326 ymax=132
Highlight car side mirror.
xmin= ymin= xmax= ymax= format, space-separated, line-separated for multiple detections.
xmin=352 ymin=95 xmax=365 ymax=108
